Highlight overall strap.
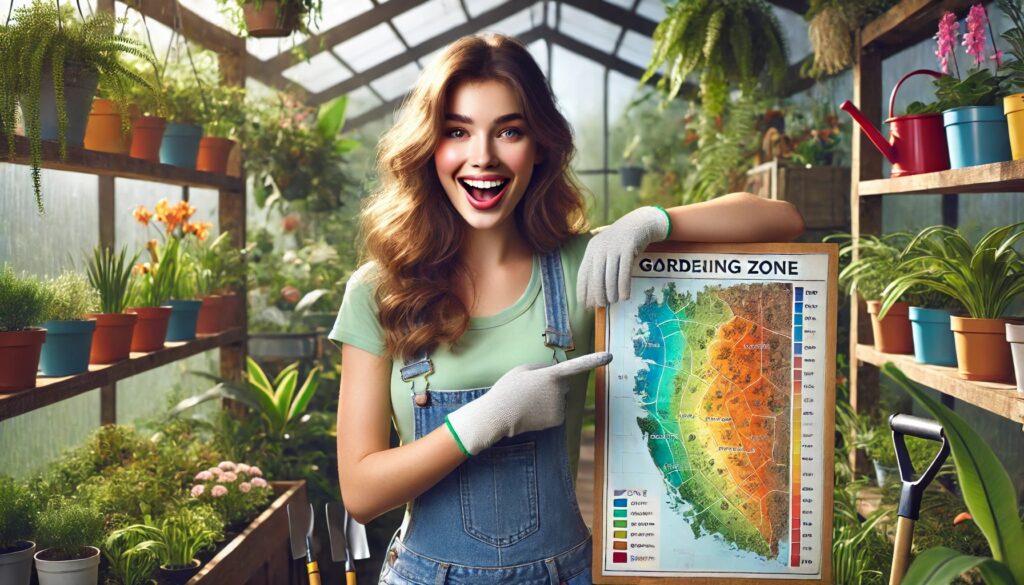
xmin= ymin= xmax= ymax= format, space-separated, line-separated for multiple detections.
xmin=539 ymin=248 xmax=574 ymax=362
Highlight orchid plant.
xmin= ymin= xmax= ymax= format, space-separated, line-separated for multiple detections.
xmin=930 ymin=5 xmax=1006 ymax=110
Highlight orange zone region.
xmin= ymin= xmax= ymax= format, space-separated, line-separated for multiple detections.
xmin=701 ymin=313 xmax=788 ymax=548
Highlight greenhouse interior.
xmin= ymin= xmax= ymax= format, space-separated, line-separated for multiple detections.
xmin=1 ymin=0 xmax=1023 ymax=584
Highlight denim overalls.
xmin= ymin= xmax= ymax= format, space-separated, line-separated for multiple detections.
xmin=379 ymin=249 xmax=592 ymax=585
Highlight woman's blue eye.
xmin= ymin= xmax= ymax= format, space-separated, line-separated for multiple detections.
xmin=500 ymin=128 xmax=522 ymax=138
xmin=446 ymin=128 xmax=466 ymax=138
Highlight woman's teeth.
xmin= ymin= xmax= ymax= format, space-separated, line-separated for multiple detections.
xmin=464 ymin=179 xmax=505 ymax=189
xmin=459 ymin=178 xmax=509 ymax=202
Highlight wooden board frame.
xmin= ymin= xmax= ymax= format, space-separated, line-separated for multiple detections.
xmin=593 ymin=242 xmax=837 ymax=585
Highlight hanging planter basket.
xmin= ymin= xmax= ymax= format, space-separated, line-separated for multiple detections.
xmin=243 ymin=1 xmax=301 ymax=38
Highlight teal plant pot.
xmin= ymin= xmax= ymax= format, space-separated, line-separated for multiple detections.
xmin=39 ymin=319 xmax=96 ymax=377
xmin=166 ymin=300 xmax=202 ymax=342
xmin=159 ymin=123 xmax=203 ymax=168
xmin=942 ymin=105 xmax=1012 ymax=168
xmin=909 ymin=307 xmax=957 ymax=366
xmin=39 ymin=62 xmax=99 ymax=147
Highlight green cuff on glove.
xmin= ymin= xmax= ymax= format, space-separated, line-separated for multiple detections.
xmin=444 ymin=415 xmax=472 ymax=457
xmin=652 ymin=205 xmax=672 ymax=240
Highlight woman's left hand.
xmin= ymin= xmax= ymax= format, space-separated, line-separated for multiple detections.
xmin=577 ymin=206 xmax=670 ymax=307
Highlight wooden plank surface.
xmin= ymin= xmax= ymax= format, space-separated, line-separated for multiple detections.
xmin=859 ymin=159 xmax=1024 ymax=196
xmin=0 ymin=328 xmax=245 ymax=421
xmin=0 ymin=135 xmax=244 ymax=191
xmin=861 ymin=0 xmax=978 ymax=57
xmin=856 ymin=344 xmax=1024 ymax=425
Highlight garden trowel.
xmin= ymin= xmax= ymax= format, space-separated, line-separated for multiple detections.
xmin=287 ymin=502 xmax=321 ymax=585
xmin=326 ymin=502 xmax=370 ymax=585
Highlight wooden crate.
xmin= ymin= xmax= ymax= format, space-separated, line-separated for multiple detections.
xmin=744 ymin=159 xmax=851 ymax=231
xmin=191 ymin=481 xmax=307 ymax=585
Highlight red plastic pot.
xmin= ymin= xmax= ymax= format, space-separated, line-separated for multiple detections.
xmin=0 ymin=328 xmax=46 ymax=392
xmin=87 ymin=312 xmax=138 ymax=364
xmin=196 ymin=295 xmax=225 ymax=335
xmin=128 ymin=306 xmax=172 ymax=352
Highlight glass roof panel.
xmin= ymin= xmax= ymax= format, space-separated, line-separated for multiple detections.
xmin=465 ymin=0 xmax=508 ymax=18
xmin=178 ymin=0 xmax=235 ymax=31
xmin=479 ymin=6 xmax=543 ymax=38
xmin=602 ymin=0 xmax=634 ymax=9
xmin=247 ymin=34 xmax=307 ymax=61
xmin=617 ymin=30 xmax=653 ymax=70
xmin=315 ymin=0 xmax=375 ymax=32
xmin=526 ymin=38 xmax=548 ymax=77
xmin=334 ymin=23 xmax=406 ymax=72
xmin=557 ymin=5 xmax=622 ymax=53
xmin=392 ymin=0 xmax=468 ymax=47
xmin=370 ymin=62 xmax=423 ymax=101
xmin=636 ymin=0 xmax=665 ymax=23
xmin=345 ymin=86 xmax=386 ymax=119
xmin=282 ymin=51 xmax=353 ymax=94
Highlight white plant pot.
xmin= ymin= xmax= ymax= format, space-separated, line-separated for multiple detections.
xmin=34 ymin=546 xmax=100 ymax=585
xmin=1007 ymin=323 xmax=1024 ymax=392
xmin=0 ymin=541 xmax=36 ymax=585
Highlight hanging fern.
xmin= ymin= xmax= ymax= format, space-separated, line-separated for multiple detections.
xmin=682 ymin=95 xmax=762 ymax=204
xmin=644 ymin=0 xmax=789 ymax=116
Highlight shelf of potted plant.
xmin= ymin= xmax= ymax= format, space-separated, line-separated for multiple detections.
xmin=858 ymin=157 xmax=1024 ymax=195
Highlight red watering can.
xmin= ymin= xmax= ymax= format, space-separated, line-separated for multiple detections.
xmin=841 ymin=69 xmax=950 ymax=177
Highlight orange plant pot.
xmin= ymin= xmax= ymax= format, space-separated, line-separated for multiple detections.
xmin=128 ymin=306 xmax=172 ymax=352
xmin=867 ymin=300 xmax=914 ymax=354
xmin=83 ymin=98 xmax=130 ymax=154
xmin=87 ymin=312 xmax=138 ymax=364
xmin=130 ymin=116 xmax=167 ymax=163
xmin=196 ymin=137 xmax=236 ymax=174
xmin=243 ymin=0 xmax=300 ymax=37
xmin=196 ymin=294 xmax=225 ymax=335
xmin=950 ymin=316 xmax=1014 ymax=381
xmin=0 ymin=328 xmax=46 ymax=392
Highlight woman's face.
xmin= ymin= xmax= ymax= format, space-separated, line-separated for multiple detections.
xmin=434 ymin=79 xmax=540 ymax=232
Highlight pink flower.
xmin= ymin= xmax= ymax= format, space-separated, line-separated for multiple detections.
xmin=239 ymin=482 xmax=252 ymax=493
xmin=191 ymin=485 xmax=205 ymax=497
xmin=222 ymin=471 xmax=238 ymax=483
xmin=249 ymin=466 xmax=263 ymax=477
xmin=991 ymin=49 xmax=1005 ymax=65
xmin=194 ymin=470 xmax=214 ymax=482
xmin=236 ymin=463 xmax=251 ymax=475
xmin=935 ymin=11 xmax=960 ymax=75
xmin=211 ymin=485 xmax=228 ymax=497
xmin=208 ymin=466 xmax=223 ymax=476
xmin=218 ymin=461 xmax=236 ymax=471
xmin=251 ymin=477 xmax=268 ymax=488
xmin=963 ymin=4 xmax=990 ymax=66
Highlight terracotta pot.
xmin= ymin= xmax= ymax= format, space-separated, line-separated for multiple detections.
xmin=196 ymin=294 xmax=225 ymax=335
xmin=196 ymin=137 xmax=236 ymax=174
xmin=220 ymin=291 xmax=243 ymax=329
xmin=83 ymin=98 xmax=130 ymax=154
xmin=87 ymin=312 xmax=137 ymax=364
xmin=867 ymin=300 xmax=914 ymax=354
xmin=130 ymin=115 xmax=167 ymax=162
xmin=0 ymin=328 xmax=46 ymax=392
xmin=950 ymin=316 xmax=1013 ymax=382
xmin=127 ymin=306 xmax=172 ymax=352
xmin=243 ymin=0 xmax=301 ymax=37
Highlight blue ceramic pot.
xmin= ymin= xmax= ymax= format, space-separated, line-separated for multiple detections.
xmin=39 ymin=62 xmax=98 ymax=147
xmin=165 ymin=300 xmax=202 ymax=342
xmin=39 ymin=319 xmax=96 ymax=376
xmin=159 ymin=123 xmax=203 ymax=169
xmin=942 ymin=105 xmax=1012 ymax=168
xmin=908 ymin=306 xmax=957 ymax=366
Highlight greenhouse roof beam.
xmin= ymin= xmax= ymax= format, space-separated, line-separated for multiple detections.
xmin=545 ymin=28 xmax=672 ymax=92
xmin=307 ymin=0 xmax=536 ymax=106
xmin=131 ymin=1 xmax=245 ymax=55
xmin=559 ymin=0 xmax=656 ymax=36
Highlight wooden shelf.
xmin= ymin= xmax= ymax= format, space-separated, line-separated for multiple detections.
xmin=0 ymin=134 xmax=244 ymax=192
xmin=861 ymin=0 xmax=978 ymax=58
xmin=856 ymin=344 xmax=1024 ymax=425
xmin=0 ymin=327 xmax=245 ymax=421
xmin=858 ymin=159 xmax=1024 ymax=196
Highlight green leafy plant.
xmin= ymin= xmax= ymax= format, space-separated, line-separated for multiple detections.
xmin=643 ymin=0 xmax=788 ymax=117
xmin=34 ymin=499 xmax=104 ymax=560
xmin=184 ymin=232 xmax=239 ymax=297
xmin=0 ymin=476 xmax=36 ymax=551
xmin=113 ymin=506 xmax=222 ymax=570
xmin=103 ymin=525 xmax=159 ymax=585
xmin=0 ymin=265 xmax=49 ymax=332
xmin=683 ymin=95 xmax=761 ymax=203
xmin=2 ymin=1 xmax=154 ymax=213
xmin=830 ymin=232 xmax=912 ymax=301
xmin=217 ymin=0 xmax=324 ymax=36
xmin=129 ymin=237 xmax=183 ymax=307
xmin=803 ymin=0 xmax=898 ymax=77
xmin=998 ymin=0 xmax=1024 ymax=92
xmin=42 ymin=271 xmax=99 ymax=322
xmin=934 ymin=68 xmax=1005 ymax=110
xmin=879 ymin=223 xmax=1024 ymax=320
xmin=86 ymin=245 xmax=138 ymax=314
xmin=882 ymin=363 xmax=1024 ymax=585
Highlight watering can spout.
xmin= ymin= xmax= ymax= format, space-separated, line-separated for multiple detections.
xmin=840 ymin=99 xmax=897 ymax=165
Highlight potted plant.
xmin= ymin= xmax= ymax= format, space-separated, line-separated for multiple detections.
xmin=110 ymin=506 xmax=221 ymax=585
xmin=998 ymin=0 xmax=1024 ymax=160
xmin=619 ymin=135 xmax=646 ymax=191
xmin=38 ymin=272 xmax=100 ymax=377
xmin=83 ymin=83 xmax=137 ymax=155
xmin=187 ymin=232 xmax=235 ymax=335
xmin=0 ymin=265 xmax=49 ymax=391
xmin=1008 ymin=322 xmax=1024 ymax=391
xmin=0 ymin=477 xmax=37 ymax=585
xmin=126 ymin=238 xmax=178 ymax=352
xmin=188 ymin=460 xmax=273 ymax=531
xmin=879 ymin=223 xmax=1024 ymax=382
xmin=123 ymin=53 xmax=169 ymax=163
xmin=33 ymin=500 xmax=104 ymax=585
xmin=157 ymin=61 xmax=206 ymax=169
xmin=84 ymin=245 xmax=138 ymax=364
xmin=195 ymin=83 xmax=245 ymax=175
xmin=102 ymin=526 xmax=159 ymax=585
xmin=2 ymin=2 xmax=153 ymax=213
xmin=217 ymin=0 xmax=322 ymax=37
xmin=803 ymin=0 xmax=899 ymax=78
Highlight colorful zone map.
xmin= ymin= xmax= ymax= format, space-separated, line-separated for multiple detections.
xmin=631 ymin=281 xmax=793 ymax=561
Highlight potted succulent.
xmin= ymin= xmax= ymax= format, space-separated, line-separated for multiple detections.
xmin=84 ymin=246 xmax=138 ymax=364
xmin=33 ymin=500 xmax=104 ymax=585
xmin=217 ymin=0 xmax=323 ymax=37
xmin=195 ymin=83 xmax=246 ymax=175
xmin=0 ymin=477 xmax=37 ymax=585
xmin=1 ymin=2 xmax=153 ymax=213
xmin=110 ymin=506 xmax=221 ymax=585
xmin=879 ymin=223 xmax=1024 ymax=382
xmin=0 ymin=265 xmax=49 ymax=391
xmin=38 ymin=272 xmax=100 ymax=377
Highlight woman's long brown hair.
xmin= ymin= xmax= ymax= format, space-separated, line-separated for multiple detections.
xmin=361 ymin=34 xmax=588 ymax=360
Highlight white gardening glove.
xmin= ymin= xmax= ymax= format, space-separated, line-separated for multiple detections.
xmin=445 ymin=352 xmax=613 ymax=456
xmin=578 ymin=206 xmax=671 ymax=307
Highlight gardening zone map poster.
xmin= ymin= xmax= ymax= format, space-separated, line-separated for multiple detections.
xmin=594 ymin=243 xmax=836 ymax=584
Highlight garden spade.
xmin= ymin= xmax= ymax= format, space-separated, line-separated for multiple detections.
xmin=887 ymin=413 xmax=950 ymax=585
xmin=287 ymin=502 xmax=321 ymax=585
xmin=326 ymin=502 xmax=370 ymax=584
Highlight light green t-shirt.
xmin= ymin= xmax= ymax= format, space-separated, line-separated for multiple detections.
xmin=329 ymin=232 xmax=595 ymax=473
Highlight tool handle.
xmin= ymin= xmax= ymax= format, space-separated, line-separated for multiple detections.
xmin=889 ymin=414 xmax=944 ymax=441
xmin=888 ymin=413 xmax=950 ymax=519
xmin=889 ymin=516 xmax=915 ymax=585
xmin=305 ymin=561 xmax=321 ymax=585
xmin=346 ymin=570 xmax=357 ymax=585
